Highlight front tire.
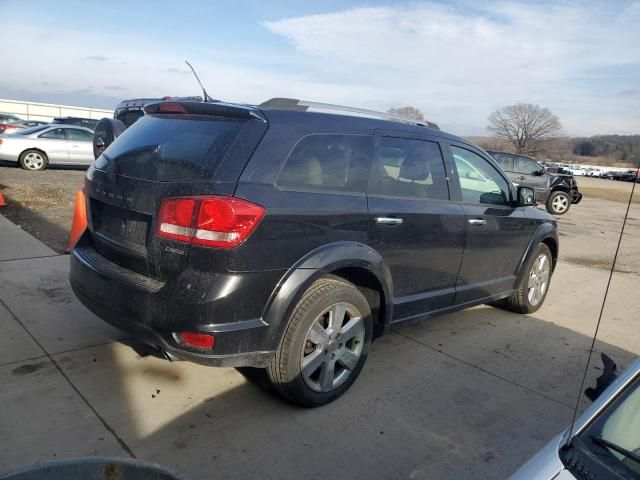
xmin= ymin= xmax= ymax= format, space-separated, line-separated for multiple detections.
xmin=494 ymin=244 xmax=553 ymax=314
xmin=19 ymin=149 xmax=48 ymax=171
xmin=267 ymin=277 xmax=372 ymax=407
xmin=546 ymin=190 xmax=571 ymax=215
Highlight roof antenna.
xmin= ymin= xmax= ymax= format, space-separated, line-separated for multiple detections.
xmin=185 ymin=60 xmax=214 ymax=102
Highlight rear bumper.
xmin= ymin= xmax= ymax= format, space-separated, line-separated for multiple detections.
xmin=69 ymin=234 xmax=284 ymax=367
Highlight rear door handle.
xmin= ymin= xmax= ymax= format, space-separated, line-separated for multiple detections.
xmin=375 ymin=217 xmax=403 ymax=225
xmin=468 ymin=218 xmax=487 ymax=226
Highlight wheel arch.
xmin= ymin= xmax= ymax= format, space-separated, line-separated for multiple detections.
xmin=262 ymin=242 xmax=394 ymax=347
xmin=516 ymin=224 xmax=559 ymax=286
xmin=20 ymin=147 xmax=48 ymax=160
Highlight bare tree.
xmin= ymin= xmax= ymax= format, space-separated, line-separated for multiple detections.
xmin=387 ymin=106 xmax=424 ymax=121
xmin=487 ymin=103 xmax=561 ymax=154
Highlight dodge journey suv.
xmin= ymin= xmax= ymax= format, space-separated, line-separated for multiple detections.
xmin=70 ymin=98 xmax=558 ymax=406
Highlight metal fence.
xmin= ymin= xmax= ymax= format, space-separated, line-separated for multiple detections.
xmin=0 ymin=98 xmax=113 ymax=122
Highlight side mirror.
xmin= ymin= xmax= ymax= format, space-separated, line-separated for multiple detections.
xmin=517 ymin=186 xmax=535 ymax=206
xmin=585 ymin=353 xmax=618 ymax=402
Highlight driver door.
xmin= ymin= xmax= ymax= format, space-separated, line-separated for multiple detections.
xmin=447 ymin=143 xmax=534 ymax=304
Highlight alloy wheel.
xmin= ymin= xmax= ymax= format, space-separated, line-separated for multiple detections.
xmin=552 ymin=194 xmax=569 ymax=214
xmin=300 ymin=302 xmax=365 ymax=393
xmin=23 ymin=152 xmax=45 ymax=170
xmin=528 ymin=253 xmax=551 ymax=306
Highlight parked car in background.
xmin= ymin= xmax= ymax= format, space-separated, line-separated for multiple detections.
xmin=487 ymin=150 xmax=582 ymax=215
xmin=70 ymin=97 xmax=558 ymax=406
xmin=0 ymin=119 xmax=50 ymax=134
xmin=0 ymin=124 xmax=94 ymax=170
xmin=51 ymin=116 xmax=99 ymax=130
xmin=0 ymin=113 xmax=25 ymax=134
xmin=511 ymin=355 xmax=640 ymax=479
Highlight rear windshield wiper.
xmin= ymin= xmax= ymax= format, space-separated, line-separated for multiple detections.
xmin=591 ymin=435 xmax=640 ymax=466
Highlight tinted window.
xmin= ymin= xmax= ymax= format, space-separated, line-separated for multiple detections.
xmin=517 ymin=156 xmax=541 ymax=175
xmin=65 ymin=129 xmax=93 ymax=141
xmin=116 ymin=110 xmax=145 ymax=128
xmin=39 ymin=128 xmax=66 ymax=140
xmin=369 ymin=137 xmax=449 ymax=200
xmin=95 ymin=114 xmax=245 ymax=182
xmin=276 ymin=134 xmax=372 ymax=193
xmin=451 ymin=146 xmax=510 ymax=205
xmin=493 ymin=153 xmax=515 ymax=172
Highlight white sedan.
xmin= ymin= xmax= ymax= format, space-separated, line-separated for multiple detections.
xmin=0 ymin=124 xmax=94 ymax=171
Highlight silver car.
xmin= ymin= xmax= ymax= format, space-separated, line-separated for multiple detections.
xmin=0 ymin=124 xmax=94 ymax=171
xmin=511 ymin=356 xmax=640 ymax=479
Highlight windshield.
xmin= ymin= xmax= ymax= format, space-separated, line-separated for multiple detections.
xmin=95 ymin=113 xmax=245 ymax=182
xmin=581 ymin=376 xmax=640 ymax=476
xmin=12 ymin=125 xmax=50 ymax=135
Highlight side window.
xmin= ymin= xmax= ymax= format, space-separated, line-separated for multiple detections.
xmin=65 ymin=129 xmax=93 ymax=141
xmin=517 ymin=156 xmax=541 ymax=175
xmin=39 ymin=128 xmax=66 ymax=140
xmin=276 ymin=134 xmax=372 ymax=193
xmin=451 ymin=146 xmax=511 ymax=205
xmin=369 ymin=137 xmax=449 ymax=200
xmin=493 ymin=153 xmax=514 ymax=172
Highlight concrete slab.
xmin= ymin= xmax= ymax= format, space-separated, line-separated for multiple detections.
xmin=0 ymin=301 xmax=43 ymax=366
xmin=0 ymin=214 xmax=56 ymax=261
xmin=0 ymin=357 xmax=126 ymax=470
xmin=54 ymin=336 xmax=572 ymax=480
xmin=0 ymin=255 xmax=124 ymax=354
xmin=395 ymin=262 xmax=640 ymax=408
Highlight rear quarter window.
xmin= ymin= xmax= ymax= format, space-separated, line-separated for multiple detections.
xmin=276 ymin=133 xmax=372 ymax=194
xmin=95 ymin=114 xmax=245 ymax=182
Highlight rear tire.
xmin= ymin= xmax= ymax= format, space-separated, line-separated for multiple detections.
xmin=546 ymin=190 xmax=571 ymax=215
xmin=267 ymin=277 xmax=372 ymax=407
xmin=19 ymin=149 xmax=48 ymax=171
xmin=493 ymin=243 xmax=553 ymax=314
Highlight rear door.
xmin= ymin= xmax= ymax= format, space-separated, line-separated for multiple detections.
xmin=64 ymin=127 xmax=94 ymax=164
xmin=367 ymin=131 xmax=466 ymax=320
xmin=85 ymin=104 xmax=266 ymax=282
xmin=446 ymin=143 xmax=533 ymax=303
xmin=37 ymin=128 xmax=69 ymax=163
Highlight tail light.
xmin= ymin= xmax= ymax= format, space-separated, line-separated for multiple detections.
xmin=157 ymin=196 xmax=265 ymax=248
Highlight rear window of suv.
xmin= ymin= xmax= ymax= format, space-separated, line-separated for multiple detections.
xmin=95 ymin=114 xmax=245 ymax=182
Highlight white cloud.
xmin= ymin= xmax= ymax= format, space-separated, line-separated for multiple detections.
xmin=2 ymin=2 xmax=639 ymax=136
xmin=264 ymin=2 xmax=640 ymax=135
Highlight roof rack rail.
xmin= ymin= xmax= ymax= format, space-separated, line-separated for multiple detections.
xmin=259 ymin=98 xmax=439 ymax=130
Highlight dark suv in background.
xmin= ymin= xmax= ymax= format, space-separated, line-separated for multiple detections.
xmin=487 ymin=150 xmax=582 ymax=215
xmin=70 ymin=98 xmax=558 ymax=406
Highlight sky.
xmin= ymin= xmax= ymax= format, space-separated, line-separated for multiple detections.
xmin=1 ymin=0 xmax=639 ymax=137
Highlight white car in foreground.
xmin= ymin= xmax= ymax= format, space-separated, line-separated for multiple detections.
xmin=0 ymin=124 xmax=94 ymax=170
xmin=511 ymin=356 xmax=640 ymax=479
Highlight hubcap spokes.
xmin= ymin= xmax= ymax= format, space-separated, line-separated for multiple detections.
xmin=301 ymin=302 xmax=364 ymax=392
xmin=528 ymin=253 xmax=550 ymax=306
xmin=24 ymin=153 xmax=43 ymax=170
xmin=553 ymin=195 xmax=568 ymax=212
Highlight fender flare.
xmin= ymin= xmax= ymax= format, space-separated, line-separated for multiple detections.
xmin=515 ymin=223 xmax=558 ymax=287
xmin=261 ymin=242 xmax=393 ymax=347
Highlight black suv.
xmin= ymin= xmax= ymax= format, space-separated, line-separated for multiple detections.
xmin=70 ymin=98 xmax=558 ymax=406
xmin=486 ymin=150 xmax=582 ymax=215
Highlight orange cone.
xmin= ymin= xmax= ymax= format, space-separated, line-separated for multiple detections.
xmin=0 ymin=191 xmax=5 ymax=207
xmin=66 ymin=189 xmax=87 ymax=252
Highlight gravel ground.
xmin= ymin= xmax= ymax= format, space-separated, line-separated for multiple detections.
xmin=0 ymin=162 xmax=86 ymax=254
